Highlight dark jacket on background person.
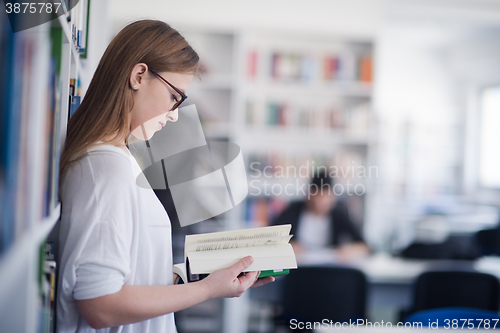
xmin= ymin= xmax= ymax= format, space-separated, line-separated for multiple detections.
xmin=400 ymin=236 xmax=481 ymax=260
xmin=272 ymin=200 xmax=364 ymax=247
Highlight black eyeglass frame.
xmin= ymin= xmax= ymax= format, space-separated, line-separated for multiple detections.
xmin=149 ymin=70 xmax=188 ymax=111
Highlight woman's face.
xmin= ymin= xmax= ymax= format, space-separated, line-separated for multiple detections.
xmin=130 ymin=70 xmax=193 ymax=140
xmin=307 ymin=191 xmax=336 ymax=216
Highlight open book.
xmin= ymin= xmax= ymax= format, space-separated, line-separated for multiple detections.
xmin=173 ymin=224 xmax=297 ymax=283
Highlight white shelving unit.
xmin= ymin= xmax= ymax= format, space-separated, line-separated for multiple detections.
xmin=0 ymin=1 xmax=88 ymax=331
xmin=0 ymin=204 xmax=60 ymax=333
xmin=170 ymin=28 xmax=244 ymax=333
xmin=236 ymin=31 xmax=375 ymax=233
xmin=238 ymin=32 xmax=375 ymax=333
xmin=182 ymin=27 xmax=375 ymax=224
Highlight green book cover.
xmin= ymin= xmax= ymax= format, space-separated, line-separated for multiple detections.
xmin=259 ymin=269 xmax=290 ymax=278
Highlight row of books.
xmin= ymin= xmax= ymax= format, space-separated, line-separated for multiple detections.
xmin=247 ymin=49 xmax=373 ymax=83
xmin=40 ymin=260 xmax=56 ymax=333
xmin=69 ymin=78 xmax=82 ymax=119
xmin=72 ymin=0 xmax=88 ymax=54
xmin=244 ymin=197 xmax=288 ymax=227
xmin=246 ymin=100 xmax=370 ymax=135
xmin=40 ymin=242 xmax=56 ymax=333
xmin=0 ymin=24 xmax=65 ymax=253
xmin=61 ymin=0 xmax=89 ymax=54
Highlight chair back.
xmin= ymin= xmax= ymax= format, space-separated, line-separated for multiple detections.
xmin=412 ymin=271 xmax=500 ymax=313
xmin=282 ymin=266 xmax=367 ymax=323
xmin=477 ymin=229 xmax=500 ymax=256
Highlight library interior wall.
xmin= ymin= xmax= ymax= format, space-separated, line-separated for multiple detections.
xmin=107 ymin=0 xmax=500 ymax=38
xmin=369 ymin=16 xmax=464 ymax=249
xmin=451 ymin=29 xmax=500 ymax=197
xmin=367 ymin=7 xmax=500 ymax=250
xmin=108 ymin=0 xmax=386 ymax=39
xmin=79 ymin=0 xmax=111 ymax=94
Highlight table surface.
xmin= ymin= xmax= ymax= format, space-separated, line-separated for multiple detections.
xmin=296 ymin=251 xmax=500 ymax=284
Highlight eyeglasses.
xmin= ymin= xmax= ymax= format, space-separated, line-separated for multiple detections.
xmin=149 ymin=70 xmax=188 ymax=111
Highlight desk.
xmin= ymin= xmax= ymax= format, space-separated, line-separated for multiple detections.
xmin=295 ymin=251 xmax=500 ymax=283
xmin=348 ymin=253 xmax=498 ymax=315
xmin=248 ymin=253 xmax=500 ymax=323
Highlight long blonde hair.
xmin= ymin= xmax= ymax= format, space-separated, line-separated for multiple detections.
xmin=60 ymin=20 xmax=199 ymax=180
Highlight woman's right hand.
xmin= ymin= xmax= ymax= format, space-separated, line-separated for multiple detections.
xmin=200 ymin=256 xmax=260 ymax=299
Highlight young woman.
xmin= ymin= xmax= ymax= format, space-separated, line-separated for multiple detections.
xmin=57 ymin=20 xmax=273 ymax=333
xmin=273 ymin=171 xmax=370 ymax=260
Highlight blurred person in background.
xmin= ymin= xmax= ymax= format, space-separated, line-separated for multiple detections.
xmin=273 ymin=171 xmax=370 ymax=261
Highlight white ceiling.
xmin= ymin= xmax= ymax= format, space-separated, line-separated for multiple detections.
xmin=108 ymin=0 xmax=500 ymax=39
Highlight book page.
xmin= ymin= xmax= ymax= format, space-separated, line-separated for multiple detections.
xmin=190 ymin=255 xmax=298 ymax=274
xmin=185 ymin=225 xmax=292 ymax=245
xmin=173 ymin=263 xmax=187 ymax=284
xmin=188 ymin=243 xmax=294 ymax=260
xmin=185 ymin=235 xmax=293 ymax=252
xmin=188 ymin=244 xmax=297 ymax=274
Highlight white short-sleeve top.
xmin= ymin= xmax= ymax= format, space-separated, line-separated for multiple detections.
xmin=57 ymin=144 xmax=176 ymax=333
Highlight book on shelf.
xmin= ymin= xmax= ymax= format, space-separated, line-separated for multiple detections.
xmin=246 ymin=99 xmax=369 ymax=134
xmin=60 ymin=0 xmax=68 ymax=16
xmin=262 ymin=49 xmax=372 ymax=83
xmin=173 ymin=225 xmax=297 ymax=283
xmin=247 ymin=49 xmax=258 ymax=79
xmin=0 ymin=8 xmax=16 ymax=252
xmin=46 ymin=27 xmax=65 ymax=216
xmin=69 ymin=95 xmax=81 ymax=119
xmin=360 ymin=54 xmax=372 ymax=83
xmin=0 ymin=5 xmax=72 ymax=253
xmin=40 ymin=260 xmax=56 ymax=333
xmin=244 ymin=197 xmax=287 ymax=227
xmin=68 ymin=0 xmax=89 ymax=54
xmin=44 ymin=241 xmax=55 ymax=260
xmin=12 ymin=23 xmax=54 ymax=236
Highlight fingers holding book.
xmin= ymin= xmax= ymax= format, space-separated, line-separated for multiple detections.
xmin=236 ymin=263 xmax=276 ymax=289
xmin=201 ymin=256 xmax=261 ymax=298
xmin=250 ymin=275 xmax=275 ymax=288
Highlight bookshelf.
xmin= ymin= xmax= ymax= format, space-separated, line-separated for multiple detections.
xmin=181 ymin=28 xmax=375 ymax=235
xmin=238 ymin=31 xmax=374 ymax=230
xmin=183 ymin=29 xmax=239 ymax=140
xmin=0 ymin=1 xmax=90 ymax=332
xmin=170 ymin=28 xmax=241 ymax=333
xmin=240 ymin=32 xmax=374 ymax=333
